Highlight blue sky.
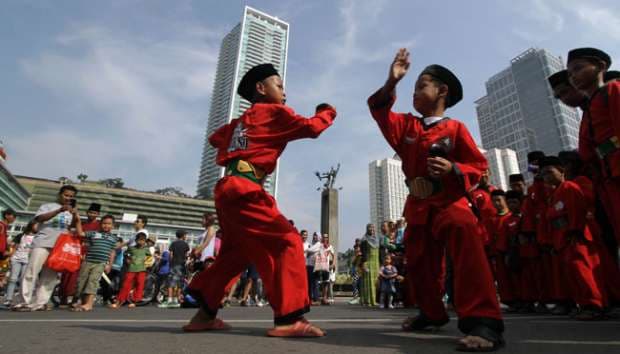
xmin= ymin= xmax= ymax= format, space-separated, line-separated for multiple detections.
xmin=2 ymin=0 xmax=620 ymax=248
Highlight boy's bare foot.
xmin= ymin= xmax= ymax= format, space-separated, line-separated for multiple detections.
xmin=182 ymin=307 xmax=231 ymax=332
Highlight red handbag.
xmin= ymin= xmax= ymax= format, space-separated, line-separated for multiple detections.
xmin=46 ymin=233 xmax=82 ymax=272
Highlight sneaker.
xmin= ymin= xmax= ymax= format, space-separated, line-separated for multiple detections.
xmin=348 ymin=297 xmax=360 ymax=305
xmin=379 ymin=304 xmax=385 ymax=309
xmin=240 ymin=300 xmax=248 ymax=307
xmin=157 ymin=301 xmax=170 ymax=309
xmin=169 ymin=300 xmax=181 ymax=309
xmin=388 ymin=304 xmax=395 ymax=309
xmin=256 ymin=300 xmax=266 ymax=307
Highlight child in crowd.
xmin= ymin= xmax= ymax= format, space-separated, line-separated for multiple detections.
xmin=73 ymin=215 xmax=118 ymax=312
xmin=3 ymin=220 xmax=37 ymax=305
xmin=111 ymin=232 xmax=151 ymax=308
xmin=378 ymin=254 xmax=398 ymax=309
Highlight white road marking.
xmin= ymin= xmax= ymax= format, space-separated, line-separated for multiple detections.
xmin=522 ymin=340 xmax=620 ymax=345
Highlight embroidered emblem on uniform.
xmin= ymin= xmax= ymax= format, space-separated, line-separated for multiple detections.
xmin=508 ymin=221 xmax=517 ymax=227
xmin=555 ymin=201 xmax=564 ymax=211
xmin=228 ymin=123 xmax=248 ymax=152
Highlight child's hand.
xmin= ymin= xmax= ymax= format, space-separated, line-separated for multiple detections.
xmin=389 ymin=48 xmax=410 ymax=83
xmin=104 ymin=264 xmax=112 ymax=274
xmin=427 ymin=157 xmax=453 ymax=177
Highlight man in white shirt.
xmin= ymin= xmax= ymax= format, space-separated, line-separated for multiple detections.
xmin=303 ymin=231 xmax=322 ymax=304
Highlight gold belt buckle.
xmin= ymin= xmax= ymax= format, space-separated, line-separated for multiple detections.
xmin=237 ymin=160 xmax=266 ymax=179
xmin=409 ymin=177 xmax=434 ymax=199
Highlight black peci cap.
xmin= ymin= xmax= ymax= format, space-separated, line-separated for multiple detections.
xmin=539 ymin=156 xmax=563 ymax=169
xmin=419 ymin=64 xmax=463 ymax=107
xmin=505 ymin=190 xmax=523 ymax=201
xmin=604 ymin=70 xmax=620 ymax=82
xmin=509 ymin=174 xmax=525 ymax=183
xmin=567 ymin=47 xmax=612 ymax=68
xmin=237 ymin=63 xmax=280 ymax=102
xmin=490 ymin=189 xmax=506 ymax=197
xmin=527 ymin=151 xmax=546 ymax=164
xmin=548 ymin=70 xmax=569 ymax=89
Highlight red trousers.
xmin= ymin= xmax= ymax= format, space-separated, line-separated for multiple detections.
xmin=117 ymin=271 xmax=146 ymax=303
xmin=560 ymin=241 xmax=605 ymax=308
xmin=519 ymin=258 xmax=542 ymax=302
xmin=188 ymin=177 xmax=309 ymax=325
xmin=495 ymin=254 xmax=520 ymax=304
xmin=598 ymin=180 xmax=620 ymax=244
xmin=405 ymin=198 xmax=503 ymax=334
xmin=59 ymin=270 xmax=79 ymax=299
xmin=595 ymin=242 xmax=620 ymax=303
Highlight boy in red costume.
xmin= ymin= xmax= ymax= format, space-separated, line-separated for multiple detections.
xmin=568 ymin=48 xmax=620 ymax=245
xmin=368 ymin=48 xmax=504 ymax=351
xmin=183 ymin=63 xmax=336 ymax=337
xmin=540 ymin=156 xmax=606 ymax=320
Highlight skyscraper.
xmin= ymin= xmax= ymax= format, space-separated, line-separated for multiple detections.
xmin=369 ymin=156 xmax=408 ymax=230
xmin=197 ymin=7 xmax=289 ymax=198
xmin=480 ymin=147 xmax=520 ymax=191
xmin=475 ymin=48 xmax=581 ymax=173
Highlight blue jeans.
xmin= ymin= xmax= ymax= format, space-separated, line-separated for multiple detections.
xmin=6 ymin=260 xmax=28 ymax=303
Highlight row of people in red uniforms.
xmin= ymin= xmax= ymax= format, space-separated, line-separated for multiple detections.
xmin=474 ymin=47 xmax=620 ymax=323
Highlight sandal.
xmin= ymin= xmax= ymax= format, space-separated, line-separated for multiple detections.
xmin=108 ymin=303 xmax=120 ymax=309
xmin=402 ymin=313 xmax=449 ymax=331
xmin=182 ymin=318 xmax=232 ymax=332
xmin=456 ymin=325 xmax=505 ymax=352
xmin=266 ymin=320 xmax=325 ymax=337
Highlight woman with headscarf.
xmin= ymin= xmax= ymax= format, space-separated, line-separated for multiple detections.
xmin=360 ymin=223 xmax=380 ymax=306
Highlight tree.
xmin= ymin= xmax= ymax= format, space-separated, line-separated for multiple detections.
xmin=77 ymin=174 xmax=88 ymax=183
xmin=99 ymin=178 xmax=125 ymax=189
xmin=153 ymin=186 xmax=191 ymax=198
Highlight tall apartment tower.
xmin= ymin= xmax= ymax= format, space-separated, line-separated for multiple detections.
xmin=480 ymin=147 xmax=521 ymax=191
xmin=475 ymin=48 xmax=581 ymax=173
xmin=369 ymin=156 xmax=408 ymax=230
xmin=197 ymin=7 xmax=289 ymax=198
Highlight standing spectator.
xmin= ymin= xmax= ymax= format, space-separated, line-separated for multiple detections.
xmin=112 ymin=232 xmax=151 ymax=308
xmin=161 ymin=230 xmax=190 ymax=308
xmin=126 ymin=215 xmax=149 ymax=248
xmin=0 ymin=209 xmax=17 ymax=296
xmin=395 ymin=219 xmax=406 ymax=251
xmin=313 ymin=234 xmax=334 ymax=305
xmin=302 ymin=230 xmax=319 ymax=303
xmin=239 ymin=265 xmax=260 ymax=306
xmin=154 ymin=248 xmax=170 ymax=305
xmin=12 ymin=185 xmax=82 ymax=312
xmin=348 ymin=239 xmax=362 ymax=305
xmin=72 ymin=215 xmax=117 ymax=312
xmin=101 ymin=238 xmax=124 ymax=305
xmin=360 ymin=224 xmax=379 ymax=307
xmin=145 ymin=236 xmax=157 ymax=270
xmin=193 ymin=213 xmax=218 ymax=272
xmin=379 ymin=255 xmax=398 ymax=309
xmin=60 ymin=202 xmax=101 ymax=308
xmin=4 ymin=220 xmax=37 ymax=305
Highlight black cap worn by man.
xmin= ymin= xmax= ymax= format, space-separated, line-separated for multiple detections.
xmin=539 ymin=156 xmax=563 ymax=169
xmin=527 ymin=151 xmax=546 ymax=164
xmin=567 ymin=47 xmax=612 ymax=68
xmin=237 ymin=63 xmax=280 ymax=102
xmin=604 ymin=70 xmax=620 ymax=83
xmin=419 ymin=64 xmax=463 ymax=108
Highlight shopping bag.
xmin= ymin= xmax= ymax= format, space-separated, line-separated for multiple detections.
xmin=46 ymin=233 xmax=82 ymax=272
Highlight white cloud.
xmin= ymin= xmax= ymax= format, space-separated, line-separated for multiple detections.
xmin=17 ymin=22 xmax=220 ymax=192
xmin=571 ymin=3 xmax=620 ymax=41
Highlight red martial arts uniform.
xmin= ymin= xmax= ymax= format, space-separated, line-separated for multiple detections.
xmin=573 ymin=176 xmax=620 ymax=304
xmin=547 ymin=181 xmax=605 ymax=309
xmin=368 ymin=91 xmax=503 ymax=334
xmin=188 ymin=103 xmax=336 ymax=325
xmin=579 ymin=81 xmax=620 ymax=243
xmin=494 ymin=212 xmax=521 ymax=305
xmin=59 ymin=219 xmax=100 ymax=300
xmin=521 ymin=179 xmax=552 ymax=303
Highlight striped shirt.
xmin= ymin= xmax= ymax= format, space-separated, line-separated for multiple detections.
xmin=85 ymin=231 xmax=117 ymax=264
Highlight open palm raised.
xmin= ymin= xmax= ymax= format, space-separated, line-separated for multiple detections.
xmin=390 ymin=48 xmax=410 ymax=82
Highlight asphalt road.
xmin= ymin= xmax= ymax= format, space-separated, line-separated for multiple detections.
xmin=1 ymin=301 xmax=619 ymax=354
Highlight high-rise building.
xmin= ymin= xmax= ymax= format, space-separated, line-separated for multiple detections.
xmin=197 ymin=7 xmax=289 ymax=198
xmin=475 ymin=48 xmax=581 ymax=173
xmin=480 ymin=147 xmax=520 ymax=191
xmin=369 ymin=156 xmax=408 ymax=230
